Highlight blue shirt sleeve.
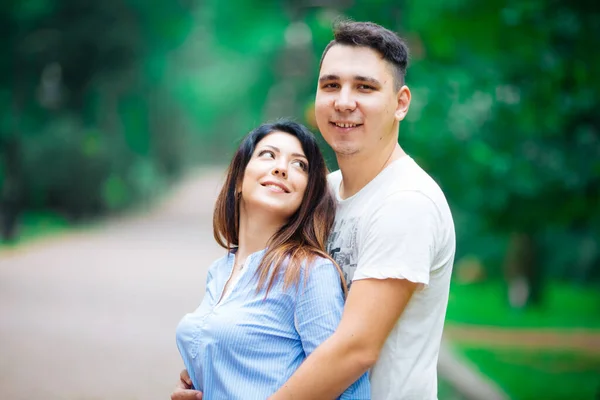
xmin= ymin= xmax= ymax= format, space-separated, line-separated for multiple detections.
xmin=294 ymin=258 xmax=371 ymax=399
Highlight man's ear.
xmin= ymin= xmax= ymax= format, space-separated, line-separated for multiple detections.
xmin=395 ymin=85 xmax=411 ymax=121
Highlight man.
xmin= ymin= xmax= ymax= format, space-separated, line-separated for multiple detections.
xmin=173 ymin=20 xmax=455 ymax=400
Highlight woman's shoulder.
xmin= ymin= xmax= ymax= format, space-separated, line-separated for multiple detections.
xmin=301 ymin=253 xmax=342 ymax=281
xmin=207 ymin=252 xmax=233 ymax=275
xmin=306 ymin=253 xmax=336 ymax=268
xmin=296 ymin=253 xmax=346 ymax=302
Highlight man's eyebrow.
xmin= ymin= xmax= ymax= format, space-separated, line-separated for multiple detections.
xmin=318 ymin=74 xmax=381 ymax=87
xmin=355 ymin=75 xmax=382 ymax=86
xmin=318 ymin=74 xmax=339 ymax=83
xmin=263 ymin=145 xmax=307 ymax=159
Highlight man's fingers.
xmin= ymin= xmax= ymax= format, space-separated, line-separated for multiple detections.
xmin=179 ymin=369 xmax=193 ymax=387
xmin=171 ymin=369 xmax=201 ymax=400
xmin=170 ymin=388 xmax=203 ymax=400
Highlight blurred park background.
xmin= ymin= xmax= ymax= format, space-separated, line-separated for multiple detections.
xmin=1 ymin=0 xmax=599 ymax=399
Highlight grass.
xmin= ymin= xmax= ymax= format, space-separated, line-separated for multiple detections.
xmin=456 ymin=345 xmax=600 ymax=400
xmin=445 ymin=280 xmax=600 ymax=399
xmin=446 ymin=280 xmax=600 ymax=329
xmin=0 ymin=211 xmax=70 ymax=250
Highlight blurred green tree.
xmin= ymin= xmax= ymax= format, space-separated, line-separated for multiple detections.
xmin=292 ymin=0 xmax=600 ymax=305
xmin=2 ymin=0 xmax=598 ymax=306
xmin=0 ymin=0 xmax=198 ymax=234
xmin=401 ymin=0 xmax=600 ymax=305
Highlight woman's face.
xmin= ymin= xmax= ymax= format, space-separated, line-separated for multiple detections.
xmin=240 ymin=131 xmax=309 ymax=223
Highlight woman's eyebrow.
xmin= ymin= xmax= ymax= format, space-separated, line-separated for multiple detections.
xmin=263 ymin=145 xmax=307 ymax=159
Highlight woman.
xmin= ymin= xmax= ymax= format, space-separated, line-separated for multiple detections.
xmin=175 ymin=119 xmax=370 ymax=399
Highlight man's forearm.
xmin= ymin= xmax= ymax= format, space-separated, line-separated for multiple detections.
xmin=269 ymin=332 xmax=376 ymax=399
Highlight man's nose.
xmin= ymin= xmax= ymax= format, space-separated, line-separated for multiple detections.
xmin=334 ymin=87 xmax=356 ymax=112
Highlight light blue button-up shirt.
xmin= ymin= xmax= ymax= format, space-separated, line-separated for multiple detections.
xmin=176 ymin=249 xmax=370 ymax=399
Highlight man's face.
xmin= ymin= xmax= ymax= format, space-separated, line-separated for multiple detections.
xmin=315 ymin=45 xmax=406 ymax=158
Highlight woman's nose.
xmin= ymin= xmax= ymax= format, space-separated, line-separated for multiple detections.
xmin=272 ymin=167 xmax=287 ymax=178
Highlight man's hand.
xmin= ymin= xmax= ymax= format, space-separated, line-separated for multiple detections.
xmin=170 ymin=369 xmax=203 ymax=400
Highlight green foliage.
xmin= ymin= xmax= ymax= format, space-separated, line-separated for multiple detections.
xmin=1 ymin=0 xmax=282 ymax=219
xmin=0 ymin=210 xmax=69 ymax=248
xmin=312 ymin=0 xmax=600 ymax=282
xmin=1 ymin=0 xmax=598 ymax=284
xmin=399 ymin=1 xmax=600 ymax=277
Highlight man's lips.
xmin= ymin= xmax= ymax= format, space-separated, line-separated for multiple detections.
xmin=260 ymin=180 xmax=290 ymax=193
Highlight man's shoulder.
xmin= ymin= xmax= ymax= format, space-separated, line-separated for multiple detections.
xmin=386 ymin=157 xmax=437 ymax=188
xmin=327 ymin=169 xmax=342 ymax=184
xmin=360 ymin=158 xmax=454 ymax=234
xmin=326 ymin=169 xmax=342 ymax=195
xmin=384 ymin=157 xmax=449 ymax=206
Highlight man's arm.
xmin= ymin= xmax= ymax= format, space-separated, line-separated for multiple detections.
xmin=269 ymin=277 xmax=417 ymax=399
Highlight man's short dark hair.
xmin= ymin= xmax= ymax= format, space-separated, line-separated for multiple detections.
xmin=320 ymin=20 xmax=410 ymax=89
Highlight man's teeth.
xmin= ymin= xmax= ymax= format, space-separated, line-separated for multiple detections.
xmin=335 ymin=122 xmax=358 ymax=128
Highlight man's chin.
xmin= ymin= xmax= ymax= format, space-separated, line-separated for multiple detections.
xmin=332 ymin=144 xmax=360 ymax=158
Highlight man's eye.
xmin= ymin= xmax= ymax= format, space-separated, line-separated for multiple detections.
xmin=322 ymin=83 xmax=339 ymax=89
xmin=358 ymin=84 xmax=375 ymax=90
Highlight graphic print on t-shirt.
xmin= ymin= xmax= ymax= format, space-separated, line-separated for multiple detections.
xmin=327 ymin=217 xmax=359 ymax=288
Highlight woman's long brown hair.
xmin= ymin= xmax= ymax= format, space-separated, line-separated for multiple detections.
xmin=212 ymin=119 xmax=345 ymax=296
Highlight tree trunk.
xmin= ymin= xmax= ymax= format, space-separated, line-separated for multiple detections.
xmin=504 ymin=231 xmax=543 ymax=308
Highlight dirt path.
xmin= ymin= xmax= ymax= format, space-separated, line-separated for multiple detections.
xmin=0 ymin=168 xmax=227 ymax=400
xmin=444 ymin=324 xmax=600 ymax=354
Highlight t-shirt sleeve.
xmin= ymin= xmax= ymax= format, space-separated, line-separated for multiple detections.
xmin=353 ymin=191 xmax=438 ymax=287
xmin=294 ymin=259 xmax=371 ymax=399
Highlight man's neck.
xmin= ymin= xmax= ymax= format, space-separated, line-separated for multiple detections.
xmin=236 ymin=207 xmax=283 ymax=261
xmin=337 ymin=143 xmax=406 ymax=199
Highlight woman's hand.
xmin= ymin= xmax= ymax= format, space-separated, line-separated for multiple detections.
xmin=170 ymin=369 xmax=203 ymax=400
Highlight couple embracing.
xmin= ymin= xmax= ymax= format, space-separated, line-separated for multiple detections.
xmin=173 ymin=20 xmax=455 ymax=400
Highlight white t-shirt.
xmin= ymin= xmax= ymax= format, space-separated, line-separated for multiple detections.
xmin=327 ymin=155 xmax=455 ymax=400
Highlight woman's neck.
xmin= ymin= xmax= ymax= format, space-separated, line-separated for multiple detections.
xmin=236 ymin=206 xmax=284 ymax=262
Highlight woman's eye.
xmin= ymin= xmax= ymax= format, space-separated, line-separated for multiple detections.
xmin=292 ymin=160 xmax=307 ymax=171
xmin=258 ymin=150 xmax=275 ymax=158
